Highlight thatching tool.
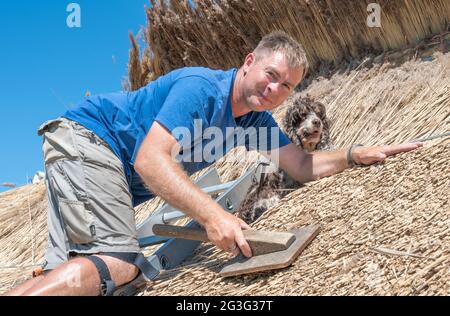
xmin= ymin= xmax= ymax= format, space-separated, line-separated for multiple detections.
xmin=153 ymin=224 xmax=296 ymax=256
xmin=152 ymin=223 xmax=320 ymax=277
xmin=219 ymin=224 xmax=320 ymax=277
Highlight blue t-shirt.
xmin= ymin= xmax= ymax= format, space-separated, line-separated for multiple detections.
xmin=64 ymin=67 xmax=291 ymax=206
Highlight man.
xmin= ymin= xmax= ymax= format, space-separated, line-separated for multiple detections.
xmin=8 ymin=31 xmax=421 ymax=296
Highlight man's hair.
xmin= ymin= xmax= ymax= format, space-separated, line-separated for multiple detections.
xmin=254 ymin=31 xmax=309 ymax=77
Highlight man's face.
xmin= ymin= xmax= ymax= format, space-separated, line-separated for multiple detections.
xmin=240 ymin=51 xmax=304 ymax=112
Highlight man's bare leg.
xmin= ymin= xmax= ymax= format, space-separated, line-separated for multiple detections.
xmin=20 ymin=255 xmax=139 ymax=296
xmin=6 ymin=275 xmax=46 ymax=296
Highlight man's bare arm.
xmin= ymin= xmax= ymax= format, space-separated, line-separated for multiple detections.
xmin=264 ymin=142 xmax=423 ymax=183
xmin=134 ymin=121 xmax=252 ymax=257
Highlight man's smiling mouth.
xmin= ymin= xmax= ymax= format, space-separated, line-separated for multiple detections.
xmin=258 ymin=91 xmax=271 ymax=102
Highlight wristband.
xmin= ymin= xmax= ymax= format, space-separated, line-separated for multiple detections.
xmin=347 ymin=144 xmax=364 ymax=167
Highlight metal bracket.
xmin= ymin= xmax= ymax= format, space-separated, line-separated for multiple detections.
xmin=136 ymin=161 xmax=271 ymax=278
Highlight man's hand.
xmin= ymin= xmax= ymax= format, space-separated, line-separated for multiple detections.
xmin=203 ymin=211 xmax=253 ymax=258
xmin=352 ymin=142 xmax=423 ymax=166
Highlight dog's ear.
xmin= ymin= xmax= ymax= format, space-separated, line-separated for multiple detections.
xmin=311 ymin=100 xmax=332 ymax=137
xmin=312 ymin=101 xmax=327 ymax=120
xmin=282 ymin=106 xmax=296 ymax=135
xmin=282 ymin=104 xmax=302 ymax=146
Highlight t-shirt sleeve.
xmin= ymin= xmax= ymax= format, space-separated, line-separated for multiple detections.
xmin=241 ymin=111 xmax=291 ymax=152
xmin=155 ymin=76 xmax=218 ymax=149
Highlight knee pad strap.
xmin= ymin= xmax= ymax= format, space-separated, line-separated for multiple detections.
xmin=85 ymin=255 xmax=116 ymax=296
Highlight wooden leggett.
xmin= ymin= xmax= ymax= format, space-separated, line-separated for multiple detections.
xmin=219 ymin=224 xmax=320 ymax=277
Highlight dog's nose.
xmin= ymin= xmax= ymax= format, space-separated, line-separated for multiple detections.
xmin=312 ymin=119 xmax=321 ymax=127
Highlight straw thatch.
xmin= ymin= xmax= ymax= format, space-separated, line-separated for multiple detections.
xmin=127 ymin=0 xmax=450 ymax=89
xmin=0 ymin=183 xmax=48 ymax=290
xmin=0 ymin=45 xmax=448 ymax=295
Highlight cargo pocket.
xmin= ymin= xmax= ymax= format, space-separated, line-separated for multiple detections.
xmin=39 ymin=118 xmax=80 ymax=165
xmin=58 ymin=198 xmax=97 ymax=245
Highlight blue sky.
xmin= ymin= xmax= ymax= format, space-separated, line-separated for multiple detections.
xmin=0 ymin=1 xmax=149 ymax=192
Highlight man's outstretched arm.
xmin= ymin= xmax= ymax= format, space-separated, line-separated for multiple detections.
xmin=265 ymin=142 xmax=423 ymax=183
xmin=134 ymin=121 xmax=252 ymax=257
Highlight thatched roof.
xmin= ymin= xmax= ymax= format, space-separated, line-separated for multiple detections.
xmin=0 ymin=46 xmax=448 ymax=295
xmin=127 ymin=0 xmax=450 ymax=89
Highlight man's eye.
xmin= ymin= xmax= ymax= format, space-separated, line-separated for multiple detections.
xmin=283 ymin=83 xmax=291 ymax=90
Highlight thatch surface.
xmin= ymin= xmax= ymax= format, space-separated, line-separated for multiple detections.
xmin=127 ymin=0 xmax=450 ymax=89
xmin=0 ymin=183 xmax=48 ymax=291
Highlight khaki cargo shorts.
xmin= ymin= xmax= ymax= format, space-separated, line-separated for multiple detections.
xmin=38 ymin=118 xmax=140 ymax=270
